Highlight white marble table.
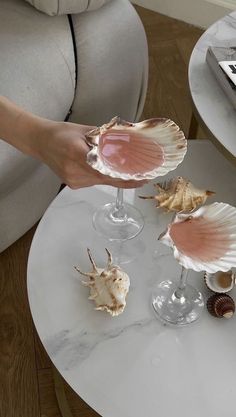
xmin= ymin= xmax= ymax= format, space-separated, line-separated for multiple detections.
xmin=27 ymin=141 xmax=236 ymax=417
xmin=189 ymin=11 xmax=236 ymax=158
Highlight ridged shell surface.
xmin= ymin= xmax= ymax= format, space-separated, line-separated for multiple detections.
xmin=86 ymin=116 xmax=187 ymax=180
xmin=207 ymin=294 xmax=235 ymax=318
xmin=75 ymin=248 xmax=130 ymax=316
xmin=158 ymin=202 xmax=236 ymax=273
xmin=204 ymin=270 xmax=235 ymax=293
xmin=140 ymin=176 xmax=215 ymax=212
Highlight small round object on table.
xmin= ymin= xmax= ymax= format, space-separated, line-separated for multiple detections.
xmin=207 ymin=294 xmax=235 ymax=318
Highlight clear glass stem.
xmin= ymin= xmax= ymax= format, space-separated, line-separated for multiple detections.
xmin=111 ymin=188 xmax=126 ymax=220
xmin=115 ymin=188 xmax=124 ymax=210
xmin=92 ymin=187 xmax=144 ymax=240
xmin=174 ymin=266 xmax=188 ymax=300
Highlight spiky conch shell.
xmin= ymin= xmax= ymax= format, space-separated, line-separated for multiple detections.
xmin=85 ymin=116 xmax=187 ymax=180
xmin=75 ymin=248 xmax=130 ymax=316
xmin=158 ymin=202 xmax=236 ymax=274
xmin=140 ymin=176 xmax=215 ymax=212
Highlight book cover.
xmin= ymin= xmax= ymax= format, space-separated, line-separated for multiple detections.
xmin=206 ymin=46 xmax=236 ymax=110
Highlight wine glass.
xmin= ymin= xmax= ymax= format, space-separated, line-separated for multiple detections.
xmin=152 ymin=265 xmax=204 ymax=325
xmin=92 ymin=187 xmax=144 ymax=241
xmin=152 ymin=202 xmax=236 ymax=325
xmin=108 ymin=238 xmax=146 ymax=265
xmin=86 ymin=116 xmax=187 ymax=241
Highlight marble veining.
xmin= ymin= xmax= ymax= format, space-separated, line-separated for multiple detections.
xmin=27 ymin=142 xmax=236 ymax=417
xmin=45 ymin=316 xmax=157 ymax=371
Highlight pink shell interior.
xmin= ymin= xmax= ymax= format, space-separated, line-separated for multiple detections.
xmin=169 ymin=216 xmax=231 ymax=263
xmin=98 ymin=128 xmax=165 ymax=175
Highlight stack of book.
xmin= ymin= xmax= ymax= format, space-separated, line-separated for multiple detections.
xmin=206 ymin=46 xmax=236 ymax=109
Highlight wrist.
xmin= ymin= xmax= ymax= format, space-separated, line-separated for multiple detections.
xmin=16 ymin=111 xmax=53 ymax=158
xmin=0 ymin=96 xmax=54 ymax=158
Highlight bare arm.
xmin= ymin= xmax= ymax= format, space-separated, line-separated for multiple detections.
xmin=0 ymin=96 xmax=146 ymax=189
xmin=0 ymin=96 xmax=42 ymax=155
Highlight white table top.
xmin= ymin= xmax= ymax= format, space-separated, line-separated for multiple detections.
xmin=27 ymin=141 xmax=236 ymax=417
xmin=189 ymin=11 xmax=236 ymax=158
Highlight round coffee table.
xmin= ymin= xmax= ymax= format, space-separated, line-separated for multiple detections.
xmin=27 ymin=141 xmax=236 ymax=417
xmin=188 ymin=11 xmax=236 ymax=159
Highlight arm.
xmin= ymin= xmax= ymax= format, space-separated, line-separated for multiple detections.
xmin=0 ymin=95 xmax=44 ymax=156
xmin=0 ymin=96 xmax=145 ymax=189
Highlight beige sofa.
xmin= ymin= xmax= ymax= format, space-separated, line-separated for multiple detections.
xmin=0 ymin=0 xmax=148 ymax=252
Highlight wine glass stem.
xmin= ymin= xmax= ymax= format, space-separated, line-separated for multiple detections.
xmin=112 ymin=188 xmax=126 ymax=219
xmin=174 ymin=266 xmax=188 ymax=299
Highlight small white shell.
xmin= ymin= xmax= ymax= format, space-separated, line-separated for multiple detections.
xmin=75 ymin=248 xmax=130 ymax=316
xmin=158 ymin=202 xmax=236 ymax=273
xmin=204 ymin=271 xmax=235 ymax=293
xmin=86 ymin=116 xmax=187 ymax=180
xmin=140 ymin=176 xmax=215 ymax=212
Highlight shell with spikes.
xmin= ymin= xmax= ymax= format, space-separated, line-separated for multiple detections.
xmin=75 ymin=248 xmax=130 ymax=316
xmin=139 ymin=176 xmax=215 ymax=212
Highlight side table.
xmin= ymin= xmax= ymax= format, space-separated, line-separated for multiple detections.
xmin=188 ymin=11 xmax=236 ymax=159
xmin=27 ymin=141 xmax=236 ymax=417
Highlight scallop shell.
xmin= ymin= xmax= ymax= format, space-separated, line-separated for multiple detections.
xmin=75 ymin=248 xmax=130 ymax=316
xmin=86 ymin=116 xmax=187 ymax=180
xmin=207 ymin=294 xmax=235 ymax=318
xmin=204 ymin=270 xmax=235 ymax=293
xmin=158 ymin=202 xmax=236 ymax=273
xmin=140 ymin=176 xmax=215 ymax=212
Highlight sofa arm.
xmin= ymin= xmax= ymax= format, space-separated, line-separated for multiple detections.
xmin=25 ymin=0 xmax=112 ymax=16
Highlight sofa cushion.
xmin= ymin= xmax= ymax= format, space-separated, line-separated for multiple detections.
xmin=0 ymin=0 xmax=75 ymax=118
xmin=0 ymin=0 xmax=75 ymax=195
xmin=69 ymin=0 xmax=148 ymax=126
xmin=25 ymin=0 xmax=112 ymax=16
xmin=0 ymin=0 xmax=74 ymax=251
xmin=0 ymin=142 xmax=37 ymax=197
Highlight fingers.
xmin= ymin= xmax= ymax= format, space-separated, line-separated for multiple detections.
xmin=73 ymin=123 xmax=97 ymax=135
xmin=101 ymin=177 xmax=148 ymax=189
xmin=84 ymin=164 xmax=148 ymax=189
xmin=66 ymin=172 xmax=148 ymax=190
xmin=111 ymin=180 xmax=148 ymax=189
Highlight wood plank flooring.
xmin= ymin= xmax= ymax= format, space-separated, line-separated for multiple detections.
xmin=138 ymin=6 xmax=204 ymax=137
xmin=0 ymin=6 xmax=204 ymax=417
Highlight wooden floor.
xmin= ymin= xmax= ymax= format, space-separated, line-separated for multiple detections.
xmin=0 ymin=7 xmax=204 ymax=417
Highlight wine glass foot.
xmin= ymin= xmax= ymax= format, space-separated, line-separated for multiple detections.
xmin=152 ymin=280 xmax=204 ymax=326
xmin=93 ymin=202 xmax=144 ymax=241
xmin=108 ymin=239 xmax=146 ymax=265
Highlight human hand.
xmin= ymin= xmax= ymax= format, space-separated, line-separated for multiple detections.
xmin=0 ymin=97 xmax=147 ymax=189
xmin=34 ymin=120 xmax=148 ymax=189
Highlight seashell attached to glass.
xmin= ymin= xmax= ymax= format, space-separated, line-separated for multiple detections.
xmin=152 ymin=202 xmax=236 ymax=326
xmin=86 ymin=116 xmax=187 ymax=180
xmin=85 ymin=116 xmax=187 ymax=241
xmin=158 ymin=202 xmax=236 ymax=274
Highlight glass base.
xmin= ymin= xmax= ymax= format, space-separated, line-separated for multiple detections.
xmin=108 ymin=239 xmax=146 ymax=265
xmin=152 ymin=280 xmax=204 ymax=326
xmin=93 ymin=202 xmax=144 ymax=241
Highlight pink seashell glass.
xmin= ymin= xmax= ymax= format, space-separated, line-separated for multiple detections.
xmin=86 ymin=117 xmax=187 ymax=242
xmin=99 ymin=129 xmax=165 ymax=175
xmin=152 ymin=202 xmax=236 ymax=326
